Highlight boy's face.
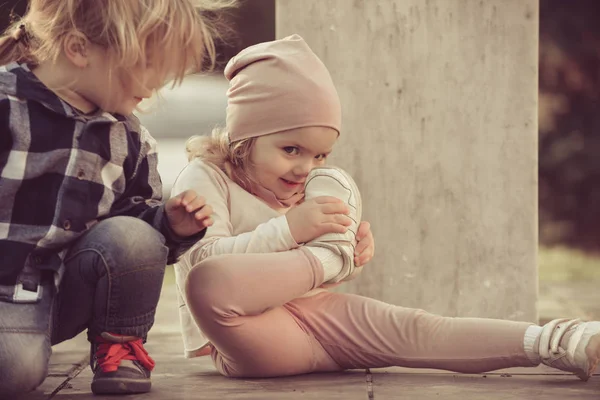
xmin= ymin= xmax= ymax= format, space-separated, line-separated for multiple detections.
xmin=249 ymin=127 xmax=338 ymax=201
xmin=76 ymin=45 xmax=164 ymax=115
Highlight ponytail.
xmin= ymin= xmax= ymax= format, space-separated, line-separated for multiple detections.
xmin=0 ymin=24 xmax=34 ymax=66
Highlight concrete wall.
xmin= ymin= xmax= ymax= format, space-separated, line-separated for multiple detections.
xmin=277 ymin=0 xmax=539 ymax=321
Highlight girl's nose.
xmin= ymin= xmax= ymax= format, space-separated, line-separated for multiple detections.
xmin=292 ymin=162 xmax=312 ymax=177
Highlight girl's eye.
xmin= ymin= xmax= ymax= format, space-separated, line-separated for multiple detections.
xmin=315 ymin=154 xmax=327 ymax=161
xmin=283 ymin=147 xmax=299 ymax=155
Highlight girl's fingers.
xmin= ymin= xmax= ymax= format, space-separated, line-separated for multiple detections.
xmin=355 ymin=240 xmax=368 ymax=255
xmin=332 ymin=214 xmax=353 ymax=226
xmin=314 ymin=196 xmax=343 ymax=205
xmin=356 ymin=221 xmax=371 ymax=240
xmin=321 ymin=203 xmax=350 ymax=215
xmin=355 ymin=252 xmax=372 ymax=267
xmin=323 ymin=223 xmax=348 ymax=234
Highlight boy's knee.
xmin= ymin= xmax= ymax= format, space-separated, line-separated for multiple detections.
xmin=0 ymin=336 xmax=49 ymax=397
xmin=91 ymin=216 xmax=168 ymax=266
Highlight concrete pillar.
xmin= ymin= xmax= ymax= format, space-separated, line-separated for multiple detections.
xmin=277 ymin=0 xmax=539 ymax=321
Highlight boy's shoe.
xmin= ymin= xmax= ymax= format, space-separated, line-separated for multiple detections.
xmin=90 ymin=332 xmax=155 ymax=394
xmin=538 ymin=318 xmax=600 ymax=381
xmin=304 ymin=166 xmax=362 ymax=283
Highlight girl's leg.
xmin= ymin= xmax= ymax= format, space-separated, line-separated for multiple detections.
xmin=286 ymin=291 xmax=535 ymax=373
xmin=188 ymin=166 xmax=599 ymax=379
xmin=186 ymin=248 xmax=536 ymax=377
xmin=185 ymin=249 xmax=342 ymax=377
xmin=289 ymin=166 xmax=537 ymax=373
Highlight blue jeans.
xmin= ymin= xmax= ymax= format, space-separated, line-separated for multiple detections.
xmin=0 ymin=217 xmax=169 ymax=397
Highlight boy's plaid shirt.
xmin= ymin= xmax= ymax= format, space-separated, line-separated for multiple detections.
xmin=0 ymin=63 xmax=203 ymax=289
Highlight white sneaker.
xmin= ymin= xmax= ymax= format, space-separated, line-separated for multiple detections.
xmin=304 ymin=166 xmax=362 ymax=283
xmin=538 ymin=318 xmax=600 ymax=381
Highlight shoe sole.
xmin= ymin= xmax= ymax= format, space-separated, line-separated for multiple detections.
xmin=91 ymin=378 xmax=151 ymax=394
xmin=333 ymin=168 xmax=364 ymax=281
xmin=306 ymin=166 xmax=363 ymax=282
xmin=582 ymin=332 xmax=600 ymax=381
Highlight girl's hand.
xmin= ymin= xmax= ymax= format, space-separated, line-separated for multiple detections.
xmin=286 ymin=196 xmax=352 ymax=244
xmin=165 ymin=190 xmax=213 ymax=237
xmin=354 ymin=221 xmax=375 ymax=267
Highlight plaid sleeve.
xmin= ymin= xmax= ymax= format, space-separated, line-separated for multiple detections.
xmin=106 ymin=125 xmax=205 ymax=264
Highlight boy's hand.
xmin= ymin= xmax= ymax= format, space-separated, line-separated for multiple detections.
xmin=165 ymin=190 xmax=213 ymax=237
xmin=354 ymin=221 xmax=375 ymax=267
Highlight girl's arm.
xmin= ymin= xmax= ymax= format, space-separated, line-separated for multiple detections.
xmin=172 ymin=159 xmax=299 ymax=265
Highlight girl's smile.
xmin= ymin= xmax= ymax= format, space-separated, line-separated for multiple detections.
xmin=280 ymin=177 xmax=304 ymax=190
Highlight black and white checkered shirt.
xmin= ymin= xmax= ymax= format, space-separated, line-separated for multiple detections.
xmin=0 ymin=63 xmax=203 ymax=288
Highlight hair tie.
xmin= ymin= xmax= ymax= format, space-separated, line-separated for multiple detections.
xmin=12 ymin=25 xmax=26 ymax=42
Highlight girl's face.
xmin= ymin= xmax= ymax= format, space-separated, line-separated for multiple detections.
xmin=249 ymin=126 xmax=338 ymax=200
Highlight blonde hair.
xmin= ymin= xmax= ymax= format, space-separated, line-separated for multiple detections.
xmin=186 ymin=127 xmax=257 ymax=191
xmin=0 ymin=0 xmax=237 ymax=84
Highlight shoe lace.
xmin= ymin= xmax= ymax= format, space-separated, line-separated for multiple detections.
xmin=94 ymin=337 xmax=156 ymax=373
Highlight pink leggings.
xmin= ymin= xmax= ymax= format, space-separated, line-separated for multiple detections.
xmin=184 ymin=248 xmax=535 ymax=378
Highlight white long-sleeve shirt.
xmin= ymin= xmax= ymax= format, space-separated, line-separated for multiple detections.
xmin=172 ymin=159 xmax=299 ymax=358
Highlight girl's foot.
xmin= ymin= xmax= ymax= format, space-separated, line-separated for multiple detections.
xmin=304 ymin=166 xmax=362 ymax=283
xmin=538 ymin=318 xmax=600 ymax=381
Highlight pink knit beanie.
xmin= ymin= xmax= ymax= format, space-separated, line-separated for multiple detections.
xmin=224 ymin=34 xmax=341 ymax=143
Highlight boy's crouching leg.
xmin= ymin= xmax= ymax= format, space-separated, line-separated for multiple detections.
xmin=61 ymin=216 xmax=169 ymax=341
xmin=60 ymin=216 xmax=168 ymax=394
